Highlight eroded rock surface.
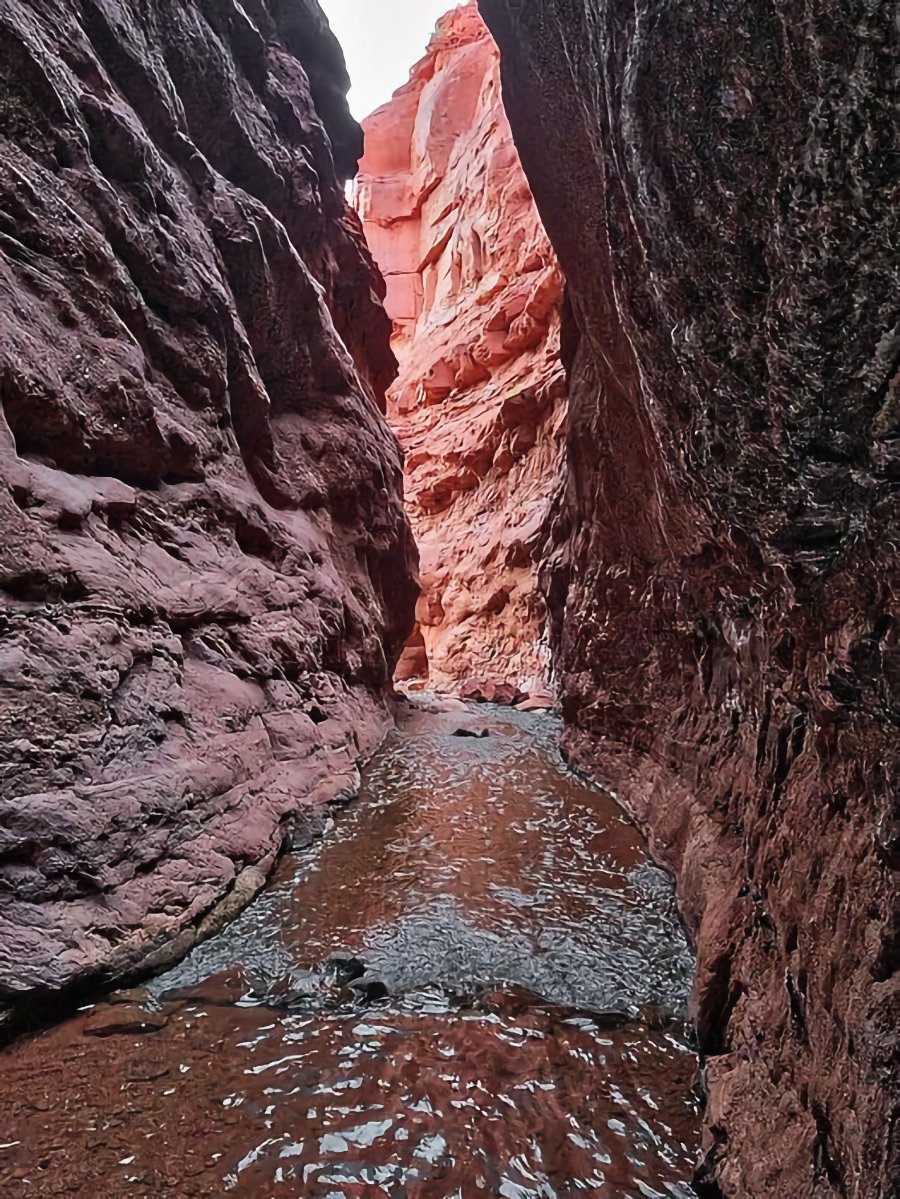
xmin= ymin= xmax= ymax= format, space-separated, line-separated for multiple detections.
xmin=0 ymin=0 xmax=416 ymax=1006
xmin=481 ymin=1 xmax=898 ymax=1195
xmin=357 ymin=3 xmax=565 ymax=697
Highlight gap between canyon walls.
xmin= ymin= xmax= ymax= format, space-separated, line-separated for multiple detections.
xmin=0 ymin=0 xmax=416 ymax=1018
xmin=355 ymin=3 xmax=566 ymax=705
xmin=478 ymin=1 xmax=899 ymax=1197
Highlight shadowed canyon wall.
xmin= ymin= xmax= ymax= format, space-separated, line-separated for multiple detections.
xmin=356 ymin=3 xmax=565 ymax=699
xmin=480 ymin=1 xmax=898 ymax=1195
xmin=0 ymin=0 xmax=416 ymax=1010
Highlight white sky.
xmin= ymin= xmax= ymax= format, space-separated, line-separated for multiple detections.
xmin=320 ymin=0 xmax=463 ymax=120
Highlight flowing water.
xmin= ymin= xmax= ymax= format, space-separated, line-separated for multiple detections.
xmin=0 ymin=701 xmax=699 ymax=1198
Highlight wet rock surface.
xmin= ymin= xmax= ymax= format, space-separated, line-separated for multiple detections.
xmin=0 ymin=0 xmax=416 ymax=1004
xmin=357 ymin=4 xmax=566 ymax=698
xmin=480 ymin=1 xmax=899 ymax=1195
xmin=0 ymin=703 xmax=699 ymax=1196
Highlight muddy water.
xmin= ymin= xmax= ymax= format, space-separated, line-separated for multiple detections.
xmin=0 ymin=703 xmax=699 ymax=1197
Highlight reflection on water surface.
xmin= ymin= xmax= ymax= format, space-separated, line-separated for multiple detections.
xmin=1 ymin=702 xmax=699 ymax=1197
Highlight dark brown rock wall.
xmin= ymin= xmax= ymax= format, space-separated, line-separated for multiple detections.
xmin=0 ymin=0 xmax=416 ymax=1008
xmin=480 ymin=1 xmax=898 ymax=1195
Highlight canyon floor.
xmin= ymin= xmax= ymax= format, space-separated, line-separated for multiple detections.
xmin=0 ymin=701 xmax=699 ymax=1198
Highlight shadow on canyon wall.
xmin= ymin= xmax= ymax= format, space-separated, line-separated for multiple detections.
xmin=480 ymin=1 xmax=898 ymax=1195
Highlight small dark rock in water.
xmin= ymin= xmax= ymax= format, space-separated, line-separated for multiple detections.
xmin=283 ymin=812 xmax=328 ymax=852
xmin=451 ymin=727 xmax=491 ymax=738
xmin=323 ymin=954 xmax=367 ymax=985
xmin=83 ymin=1005 xmax=169 ymax=1037
xmin=348 ymin=974 xmax=390 ymax=1002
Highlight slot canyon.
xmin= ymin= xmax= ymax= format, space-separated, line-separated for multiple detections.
xmin=0 ymin=2 xmax=896 ymax=1198
xmin=355 ymin=5 xmax=565 ymax=702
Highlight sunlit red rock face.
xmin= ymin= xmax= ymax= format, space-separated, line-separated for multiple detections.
xmin=356 ymin=3 xmax=565 ymax=698
xmin=481 ymin=1 xmax=899 ymax=1195
xmin=0 ymin=0 xmax=416 ymax=1010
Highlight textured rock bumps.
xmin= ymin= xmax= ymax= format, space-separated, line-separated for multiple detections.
xmin=356 ymin=3 xmax=565 ymax=697
xmin=0 ymin=0 xmax=416 ymax=1005
xmin=480 ymin=1 xmax=899 ymax=1194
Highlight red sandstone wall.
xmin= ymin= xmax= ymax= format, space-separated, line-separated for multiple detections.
xmin=356 ymin=3 xmax=565 ymax=701
xmin=0 ymin=0 xmax=416 ymax=1008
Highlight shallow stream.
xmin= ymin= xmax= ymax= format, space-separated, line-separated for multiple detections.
xmin=0 ymin=702 xmax=699 ymax=1197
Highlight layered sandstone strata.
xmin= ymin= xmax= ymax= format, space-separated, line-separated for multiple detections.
xmin=0 ymin=0 xmax=415 ymax=1009
xmin=356 ymin=3 xmax=565 ymax=698
xmin=481 ymin=1 xmax=898 ymax=1195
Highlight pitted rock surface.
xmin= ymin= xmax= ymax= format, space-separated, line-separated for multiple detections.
xmin=0 ymin=0 xmax=416 ymax=1004
xmin=357 ymin=3 xmax=566 ymax=697
xmin=480 ymin=1 xmax=898 ymax=1195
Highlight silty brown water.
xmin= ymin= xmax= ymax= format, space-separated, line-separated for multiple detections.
xmin=0 ymin=701 xmax=700 ymax=1197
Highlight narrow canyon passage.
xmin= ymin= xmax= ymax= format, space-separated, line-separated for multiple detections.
xmin=354 ymin=4 xmax=566 ymax=701
xmin=1 ymin=702 xmax=699 ymax=1197
xmin=0 ymin=0 xmax=895 ymax=1195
